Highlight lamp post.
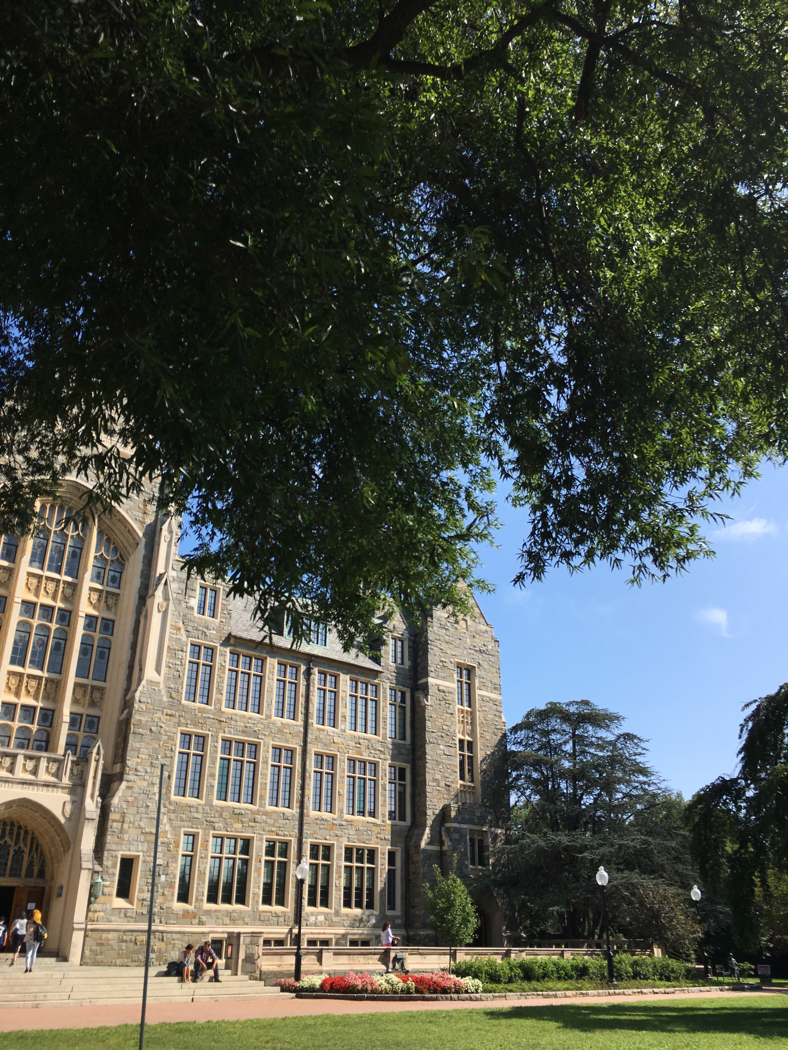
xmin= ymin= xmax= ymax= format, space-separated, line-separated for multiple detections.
xmin=690 ymin=884 xmax=710 ymax=979
xmin=595 ymin=866 xmax=617 ymax=986
xmin=293 ymin=857 xmax=309 ymax=982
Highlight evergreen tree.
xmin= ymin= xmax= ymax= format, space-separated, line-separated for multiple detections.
xmin=426 ymin=861 xmax=479 ymax=950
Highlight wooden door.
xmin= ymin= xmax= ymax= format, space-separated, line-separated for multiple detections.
xmin=10 ymin=885 xmax=45 ymax=920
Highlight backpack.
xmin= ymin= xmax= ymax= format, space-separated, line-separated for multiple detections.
xmin=34 ymin=923 xmax=47 ymax=944
xmin=165 ymin=961 xmax=180 ymax=977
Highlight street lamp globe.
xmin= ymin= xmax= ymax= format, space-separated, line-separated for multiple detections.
xmin=596 ymin=866 xmax=609 ymax=887
xmin=691 ymin=885 xmax=702 ymax=902
xmin=296 ymin=859 xmax=309 ymax=882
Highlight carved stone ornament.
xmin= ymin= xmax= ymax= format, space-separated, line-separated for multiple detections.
xmin=25 ymin=573 xmax=41 ymax=595
xmin=71 ymin=763 xmax=84 ymax=781
xmin=157 ymin=600 xmax=166 ymax=613
xmin=62 ymin=799 xmax=72 ymax=819
xmin=89 ymin=686 xmax=104 ymax=709
xmin=61 ymin=582 xmax=75 ymax=602
xmin=87 ymin=589 xmax=102 ymax=608
xmin=23 ymin=757 xmax=36 ymax=774
xmin=25 ymin=676 xmax=40 ymax=697
xmin=0 ymin=756 xmax=13 ymax=773
xmin=5 ymin=673 xmax=21 ymax=696
xmin=73 ymin=684 xmax=88 ymax=705
xmin=0 ymin=567 xmax=11 ymax=585
xmin=104 ymin=593 xmax=119 ymax=612
xmin=44 ymin=679 xmax=58 ymax=700
xmin=47 ymin=759 xmax=61 ymax=777
xmin=43 ymin=578 xmax=59 ymax=598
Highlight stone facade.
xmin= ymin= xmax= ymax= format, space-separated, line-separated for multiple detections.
xmin=0 ymin=482 xmax=506 ymax=965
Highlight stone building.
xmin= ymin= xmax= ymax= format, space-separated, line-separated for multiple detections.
xmin=0 ymin=479 xmax=506 ymax=964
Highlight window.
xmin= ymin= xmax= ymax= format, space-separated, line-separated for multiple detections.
xmin=459 ymin=738 xmax=474 ymax=784
xmin=115 ymin=856 xmax=137 ymax=903
xmin=0 ymin=534 xmax=19 ymax=564
xmin=274 ymin=663 xmax=299 ymax=719
xmin=225 ymin=652 xmax=264 ymax=713
xmin=268 ymin=747 xmax=294 ymax=807
xmin=348 ymin=679 xmax=378 ymax=735
xmin=262 ymin=938 xmax=286 ymax=947
xmin=315 ymin=670 xmax=337 ymax=727
xmin=343 ymin=847 xmax=376 ymax=909
xmin=457 ymin=666 xmax=472 ymax=708
xmin=286 ymin=617 xmax=327 ymax=646
xmin=196 ymin=584 xmax=218 ymax=618
xmin=91 ymin=530 xmax=125 ymax=589
xmin=28 ymin=505 xmax=87 ymax=580
xmin=348 ymin=939 xmax=372 ymax=947
xmin=177 ymin=833 xmax=197 ymax=903
xmin=174 ymin=733 xmax=205 ymax=798
xmin=390 ymin=637 xmax=405 ymax=665
xmin=0 ymin=595 xmax=5 ymax=630
xmin=388 ymin=689 xmax=407 ymax=740
xmin=306 ymin=938 xmax=331 ymax=947
xmin=1 ymin=703 xmax=55 ymax=752
xmin=312 ymin=753 xmax=335 ymax=812
xmin=8 ymin=602 xmax=71 ymax=674
xmin=63 ymin=713 xmax=100 ymax=758
xmin=206 ymin=836 xmax=250 ymax=905
xmin=184 ymin=643 xmax=214 ymax=704
xmin=216 ymin=739 xmax=258 ymax=804
xmin=307 ymin=844 xmax=331 ymax=908
xmin=346 ymin=759 xmax=376 ymax=818
xmin=75 ymin=615 xmax=114 ymax=682
xmin=469 ymin=832 xmax=489 ymax=868
xmin=262 ymin=840 xmax=289 ymax=907
xmin=388 ymin=765 xmax=407 ymax=822
xmin=386 ymin=850 xmax=397 ymax=911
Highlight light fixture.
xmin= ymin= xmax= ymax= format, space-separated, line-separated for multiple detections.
xmin=296 ymin=858 xmax=309 ymax=882
xmin=596 ymin=866 xmax=609 ymax=887
xmin=691 ymin=885 xmax=702 ymax=902
xmin=90 ymin=871 xmax=104 ymax=904
xmin=294 ymin=857 xmax=309 ymax=982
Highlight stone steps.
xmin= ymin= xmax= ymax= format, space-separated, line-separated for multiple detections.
xmin=0 ymin=962 xmax=281 ymax=1009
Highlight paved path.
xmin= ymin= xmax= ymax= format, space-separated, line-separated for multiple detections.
xmin=0 ymin=986 xmax=780 ymax=1032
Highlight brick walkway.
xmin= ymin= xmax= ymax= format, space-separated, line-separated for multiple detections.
xmin=0 ymin=986 xmax=780 ymax=1032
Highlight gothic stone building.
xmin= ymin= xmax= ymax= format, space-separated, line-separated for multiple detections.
xmin=0 ymin=479 xmax=506 ymax=964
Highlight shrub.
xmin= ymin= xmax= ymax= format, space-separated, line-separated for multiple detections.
xmin=403 ymin=971 xmax=467 ymax=994
xmin=297 ymin=974 xmax=329 ymax=991
xmin=273 ymin=977 xmax=298 ymax=992
xmin=451 ymin=953 xmax=693 ymax=987
xmin=739 ymin=962 xmax=754 ymax=978
xmin=320 ymin=972 xmax=382 ymax=993
xmin=377 ymin=972 xmax=415 ymax=994
xmin=459 ymin=976 xmax=484 ymax=993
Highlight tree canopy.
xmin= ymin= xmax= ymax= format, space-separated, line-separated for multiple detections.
xmin=688 ymin=682 xmax=788 ymax=951
xmin=498 ymin=701 xmax=701 ymax=954
xmin=2 ymin=1 xmax=787 ymax=642
xmin=425 ymin=861 xmax=479 ymax=948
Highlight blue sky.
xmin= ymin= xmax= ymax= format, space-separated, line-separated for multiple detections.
xmin=475 ymin=463 xmax=788 ymax=799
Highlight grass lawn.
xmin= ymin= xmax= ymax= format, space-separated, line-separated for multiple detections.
xmin=4 ymin=996 xmax=787 ymax=1049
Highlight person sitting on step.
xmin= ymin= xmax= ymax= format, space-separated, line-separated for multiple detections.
xmin=176 ymin=944 xmax=194 ymax=984
xmin=194 ymin=941 xmax=221 ymax=983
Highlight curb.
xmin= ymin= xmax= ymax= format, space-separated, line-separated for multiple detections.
xmin=295 ymin=985 xmax=733 ymax=1003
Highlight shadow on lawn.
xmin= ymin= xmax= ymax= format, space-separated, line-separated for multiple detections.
xmin=484 ymin=1003 xmax=785 ymax=1038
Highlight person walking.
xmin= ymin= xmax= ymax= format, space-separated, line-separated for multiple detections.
xmin=24 ymin=909 xmax=46 ymax=973
xmin=9 ymin=912 xmax=27 ymax=966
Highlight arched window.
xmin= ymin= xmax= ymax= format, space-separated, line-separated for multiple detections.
xmin=75 ymin=634 xmax=94 ymax=679
xmin=0 ymin=534 xmax=19 ymax=563
xmin=47 ymin=628 xmax=68 ymax=675
xmin=0 ymin=821 xmax=46 ymax=880
xmin=9 ymin=622 xmax=31 ymax=666
xmin=28 ymin=625 xmax=51 ymax=672
xmin=93 ymin=637 xmax=111 ymax=682
xmin=63 ymin=534 xmax=83 ymax=579
xmin=12 ymin=726 xmax=31 ymax=749
xmin=92 ymin=531 xmax=125 ymax=589
xmin=0 ymin=724 xmax=11 ymax=747
xmin=64 ymin=734 xmax=78 ymax=756
xmin=78 ymin=736 xmax=96 ymax=758
xmin=32 ymin=729 xmax=50 ymax=752
xmin=27 ymin=504 xmax=86 ymax=578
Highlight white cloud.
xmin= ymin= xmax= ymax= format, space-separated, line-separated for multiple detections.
xmin=695 ymin=607 xmax=730 ymax=638
xmin=714 ymin=517 xmax=778 ymax=542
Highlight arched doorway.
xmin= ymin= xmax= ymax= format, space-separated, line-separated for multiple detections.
xmin=0 ymin=819 xmax=48 ymax=946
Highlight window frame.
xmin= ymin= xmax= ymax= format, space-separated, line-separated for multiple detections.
xmin=387 ymin=764 xmax=408 ymax=823
xmin=172 ymin=731 xmax=208 ymax=802
xmin=112 ymin=854 xmax=141 ymax=908
xmin=311 ymin=751 xmax=336 ymax=814
xmin=183 ymin=641 xmax=216 ymax=706
xmin=175 ymin=831 xmax=200 ymax=905
xmin=215 ymin=736 xmax=260 ymax=807
xmin=385 ymin=848 xmax=399 ymax=913
xmin=268 ymin=744 xmax=296 ymax=809
xmin=274 ymin=661 xmax=300 ymax=720
xmin=306 ymin=842 xmax=333 ymax=910
xmin=261 ymin=838 xmax=291 ymax=909
xmin=347 ymin=678 xmax=379 ymax=736
xmin=458 ymin=737 xmax=475 ymax=784
xmin=345 ymin=758 xmax=378 ymax=819
xmin=205 ymin=834 xmax=253 ymax=907
xmin=390 ymin=636 xmax=406 ymax=665
xmin=388 ymin=688 xmax=408 ymax=741
xmin=195 ymin=583 xmax=220 ymax=619
xmin=456 ymin=665 xmax=473 ymax=708
xmin=224 ymin=649 xmax=265 ymax=715
xmin=342 ymin=845 xmax=377 ymax=911
xmin=468 ymin=830 xmax=489 ymax=869
xmin=314 ymin=669 xmax=339 ymax=728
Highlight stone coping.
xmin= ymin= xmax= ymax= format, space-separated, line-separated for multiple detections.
xmin=295 ymin=985 xmax=732 ymax=1003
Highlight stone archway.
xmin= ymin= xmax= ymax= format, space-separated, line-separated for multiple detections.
xmin=0 ymin=799 xmax=71 ymax=941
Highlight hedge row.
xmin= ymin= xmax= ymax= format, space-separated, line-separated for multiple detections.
xmin=451 ymin=953 xmax=695 ymax=984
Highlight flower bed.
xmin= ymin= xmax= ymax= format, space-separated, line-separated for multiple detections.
xmin=279 ymin=971 xmax=483 ymax=996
